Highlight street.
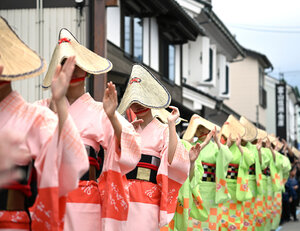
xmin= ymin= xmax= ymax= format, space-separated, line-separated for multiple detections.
xmin=277 ymin=209 xmax=300 ymax=231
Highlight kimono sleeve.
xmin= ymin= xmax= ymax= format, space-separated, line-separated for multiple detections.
xmin=171 ymin=140 xmax=207 ymax=231
xmin=282 ymin=155 xmax=291 ymax=184
xmin=92 ymin=109 xmax=141 ymax=175
xmin=236 ymin=146 xmax=254 ymax=201
xmin=271 ymin=151 xmax=282 ymax=192
xmin=215 ymin=143 xmax=233 ymax=204
xmin=157 ymin=128 xmax=190 ymax=227
xmin=30 ymin=113 xmax=88 ymax=230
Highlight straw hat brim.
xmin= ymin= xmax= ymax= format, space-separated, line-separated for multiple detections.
xmin=117 ymin=64 xmax=171 ymax=115
xmin=239 ymin=116 xmax=258 ymax=142
xmin=292 ymin=147 xmax=300 ymax=158
xmin=0 ymin=17 xmax=46 ymax=81
xmin=151 ymin=108 xmax=187 ymax=125
xmin=183 ymin=114 xmax=220 ymax=141
xmin=220 ymin=115 xmax=246 ymax=141
xmin=42 ymin=28 xmax=112 ymax=88
xmin=256 ymin=129 xmax=268 ymax=141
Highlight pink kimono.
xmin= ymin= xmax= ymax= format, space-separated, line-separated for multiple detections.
xmin=124 ymin=118 xmax=190 ymax=230
xmin=37 ymin=93 xmax=141 ymax=231
xmin=0 ymin=91 xmax=89 ymax=231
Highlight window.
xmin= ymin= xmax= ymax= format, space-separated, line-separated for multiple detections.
xmin=204 ymin=48 xmax=213 ymax=82
xmin=160 ymin=36 xmax=176 ymax=82
xmin=123 ymin=16 xmax=143 ymax=62
xmin=259 ymin=67 xmax=267 ymax=108
xmin=222 ymin=65 xmax=229 ymax=95
xmin=168 ymin=45 xmax=175 ymax=82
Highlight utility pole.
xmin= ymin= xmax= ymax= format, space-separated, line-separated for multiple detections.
xmin=91 ymin=0 xmax=118 ymax=102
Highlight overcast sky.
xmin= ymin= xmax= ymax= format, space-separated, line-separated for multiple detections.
xmin=212 ymin=0 xmax=300 ymax=88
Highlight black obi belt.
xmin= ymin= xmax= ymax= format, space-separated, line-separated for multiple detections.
xmin=126 ymin=154 xmax=160 ymax=184
xmin=249 ymin=164 xmax=256 ymax=175
xmin=80 ymin=145 xmax=99 ymax=181
xmin=226 ymin=163 xmax=239 ymax=179
xmin=201 ymin=162 xmax=216 ymax=182
xmin=263 ymin=167 xmax=271 ymax=176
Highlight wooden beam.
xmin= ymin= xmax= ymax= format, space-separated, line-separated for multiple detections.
xmin=105 ymin=0 xmax=119 ymax=7
xmin=93 ymin=0 xmax=107 ymax=102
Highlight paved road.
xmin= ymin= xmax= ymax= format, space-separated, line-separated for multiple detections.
xmin=276 ymin=209 xmax=300 ymax=231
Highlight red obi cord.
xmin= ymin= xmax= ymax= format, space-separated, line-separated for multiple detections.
xmin=137 ymin=162 xmax=159 ymax=171
xmin=89 ymin=156 xmax=100 ymax=171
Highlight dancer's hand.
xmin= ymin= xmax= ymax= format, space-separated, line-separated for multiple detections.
xmin=103 ymin=81 xmax=118 ymax=119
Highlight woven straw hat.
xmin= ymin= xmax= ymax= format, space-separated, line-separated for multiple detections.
xmin=183 ymin=114 xmax=220 ymax=141
xmin=256 ymin=129 xmax=268 ymax=141
xmin=220 ymin=115 xmax=246 ymax=141
xmin=117 ymin=64 xmax=171 ymax=115
xmin=0 ymin=17 xmax=46 ymax=81
xmin=239 ymin=116 xmax=258 ymax=142
xmin=42 ymin=28 xmax=112 ymax=88
xmin=151 ymin=108 xmax=187 ymax=125
xmin=266 ymin=134 xmax=284 ymax=150
xmin=292 ymin=147 xmax=300 ymax=158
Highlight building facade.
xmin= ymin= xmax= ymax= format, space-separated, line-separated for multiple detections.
xmin=225 ymin=49 xmax=273 ymax=128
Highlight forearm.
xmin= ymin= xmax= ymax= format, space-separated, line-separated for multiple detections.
xmin=189 ymin=161 xmax=195 ymax=181
xmin=168 ymin=121 xmax=178 ymax=164
xmin=54 ymin=97 xmax=68 ymax=137
xmin=108 ymin=113 xmax=122 ymax=144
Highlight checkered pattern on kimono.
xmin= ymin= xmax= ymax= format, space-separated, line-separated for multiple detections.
xmin=254 ymin=196 xmax=266 ymax=229
xmin=202 ymin=163 xmax=216 ymax=182
xmin=272 ymin=192 xmax=282 ymax=216
xmin=262 ymin=167 xmax=270 ymax=176
xmin=248 ymin=164 xmax=255 ymax=175
xmin=226 ymin=164 xmax=239 ymax=180
xmin=242 ymin=197 xmax=256 ymax=231
xmin=219 ymin=200 xmax=244 ymax=231
xmin=271 ymin=192 xmax=282 ymax=230
xmin=187 ymin=206 xmax=221 ymax=231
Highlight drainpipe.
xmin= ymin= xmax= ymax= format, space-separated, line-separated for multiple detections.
xmin=36 ymin=0 xmax=44 ymax=99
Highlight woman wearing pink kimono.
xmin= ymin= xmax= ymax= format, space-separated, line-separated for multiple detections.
xmin=0 ymin=17 xmax=89 ymax=230
xmin=38 ymin=28 xmax=141 ymax=231
xmin=117 ymin=64 xmax=190 ymax=230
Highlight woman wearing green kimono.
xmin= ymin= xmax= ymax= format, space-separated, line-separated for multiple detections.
xmin=260 ymin=135 xmax=279 ymax=231
xmin=218 ymin=115 xmax=254 ymax=231
xmin=239 ymin=116 xmax=261 ymax=231
xmin=268 ymin=136 xmax=291 ymax=231
xmin=162 ymin=114 xmax=233 ymax=231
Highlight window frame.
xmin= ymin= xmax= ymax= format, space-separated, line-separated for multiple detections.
xmin=121 ymin=9 xmax=143 ymax=63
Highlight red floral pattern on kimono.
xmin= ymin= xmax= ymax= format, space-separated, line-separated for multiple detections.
xmin=37 ymin=93 xmax=141 ymax=231
xmin=0 ymin=91 xmax=88 ymax=231
xmin=124 ymin=118 xmax=189 ymax=230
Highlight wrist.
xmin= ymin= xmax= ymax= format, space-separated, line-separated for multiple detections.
xmin=53 ymin=96 xmax=67 ymax=107
xmin=168 ymin=120 xmax=176 ymax=127
xmin=108 ymin=112 xmax=117 ymax=121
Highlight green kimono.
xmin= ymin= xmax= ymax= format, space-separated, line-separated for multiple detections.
xmin=261 ymin=148 xmax=276 ymax=231
xmin=255 ymin=147 xmax=271 ymax=230
xmin=164 ymin=140 xmax=232 ymax=231
xmin=219 ymin=143 xmax=254 ymax=231
xmin=242 ymin=142 xmax=263 ymax=230
xmin=271 ymin=153 xmax=291 ymax=230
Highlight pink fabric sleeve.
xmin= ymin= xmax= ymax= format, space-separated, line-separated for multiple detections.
xmin=157 ymin=127 xmax=190 ymax=227
xmin=30 ymin=114 xmax=88 ymax=231
xmin=99 ymin=111 xmax=141 ymax=175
